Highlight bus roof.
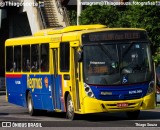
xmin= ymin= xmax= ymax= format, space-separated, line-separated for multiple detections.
xmin=33 ymin=24 xmax=107 ymax=36
xmin=5 ymin=24 xmax=146 ymax=46
xmin=33 ymin=24 xmax=146 ymax=36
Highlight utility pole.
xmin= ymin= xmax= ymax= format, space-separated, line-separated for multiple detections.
xmin=77 ymin=0 xmax=82 ymax=25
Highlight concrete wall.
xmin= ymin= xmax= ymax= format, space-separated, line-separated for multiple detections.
xmin=23 ymin=0 xmax=43 ymax=34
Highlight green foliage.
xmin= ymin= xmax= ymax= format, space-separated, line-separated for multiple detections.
xmin=153 ymin=47 xmax=160 ymax=63
xmin=68 ymin=10 xmax=77 ymax=25
xmin=79 ymin=6 xmax=119 ymax=27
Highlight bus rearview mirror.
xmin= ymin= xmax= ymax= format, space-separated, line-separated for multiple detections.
xmin=77 ymin=51 xmax=83 ymax=62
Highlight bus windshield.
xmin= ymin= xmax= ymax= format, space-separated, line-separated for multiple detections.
xmin=83 ymin=42 xmax=153 ymax=85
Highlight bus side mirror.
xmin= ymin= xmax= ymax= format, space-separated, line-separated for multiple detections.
xmin=77 ymin=51 xmax=83 ymax=62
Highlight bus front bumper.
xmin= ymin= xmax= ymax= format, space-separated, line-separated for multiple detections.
xmin=82 ymin=92 xmax=155 ymax=114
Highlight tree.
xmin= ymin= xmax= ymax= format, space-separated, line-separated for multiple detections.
xmin=79 ymin=5 xmax=119 ymax=27
xmin=68 ymin=10 xmax=77 ymax=25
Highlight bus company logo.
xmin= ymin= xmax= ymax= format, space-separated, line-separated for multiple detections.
xmin=44 ymin=77 xmax=49 ymax=88
xmin=27 ymin=75 xmax=42 ymax=92
xmin=100 ymin=91 xmax=112 ymax=95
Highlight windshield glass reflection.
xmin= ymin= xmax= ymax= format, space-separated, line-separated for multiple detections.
xmin=83 ymin=42 xmax=153 ymax=85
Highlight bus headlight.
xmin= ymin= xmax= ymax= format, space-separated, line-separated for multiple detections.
xmin=147 ymin=81 xmax=155 ymax=95
xmin=84 ymin=83 xmax=95 ymax=98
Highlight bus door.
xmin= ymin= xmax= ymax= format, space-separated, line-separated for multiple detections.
xmin=72 ymin=46 xmax=81 ymax=111
xmin=52 ymin=48 xmax=61 ymax=110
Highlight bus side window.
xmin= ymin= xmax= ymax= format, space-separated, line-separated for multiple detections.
xmin=31 ymin=44 xmax=39 ymax=72
xmin=6 ymin=46 xmax=13 ymax=72
xmin=22 ymin=45 xmax=30 ymax=72
xmin=40 ymin=44 xmax=49 ymax=72
xmin=14 ymin=46 xmax=21 ymax=72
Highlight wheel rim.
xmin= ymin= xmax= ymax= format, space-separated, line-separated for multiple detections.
xmin=67 ymin=99 xmax=74 ymax=119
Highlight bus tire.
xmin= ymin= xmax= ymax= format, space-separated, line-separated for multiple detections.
xmin=27 ymin=92 xmax=36 ymax=116
xmin=126 ymin=110 xmax=140 ymax=120
xmin=66 ymin=94 xmax=75 ymax=120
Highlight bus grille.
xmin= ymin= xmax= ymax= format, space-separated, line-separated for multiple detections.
xmin=99 ymin=93 xmax=143 ymax=101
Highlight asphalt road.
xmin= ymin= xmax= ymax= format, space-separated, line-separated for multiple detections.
xmin=0 ymin=93 xmax=160 ymax=129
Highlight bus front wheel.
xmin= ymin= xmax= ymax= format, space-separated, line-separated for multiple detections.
xmin=66 ymin=94 xmax=75 ymax=120
xmin=27 ymin=92 xmax=36 ymax=116
xmin=126 ymin=110 xmax=140 ymax=120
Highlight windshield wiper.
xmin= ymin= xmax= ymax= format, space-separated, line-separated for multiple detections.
xmin=122 ymin=41 xmax=135 ymax=57
xmin=98 ymin=43 xmax=113 ymax=61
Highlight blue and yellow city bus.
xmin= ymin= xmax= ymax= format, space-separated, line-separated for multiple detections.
xmin=5 ymin=25 xmax=155 ymax=120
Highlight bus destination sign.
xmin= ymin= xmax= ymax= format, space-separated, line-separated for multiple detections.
xmin=82 ymin=31 xmax=148 ymax=43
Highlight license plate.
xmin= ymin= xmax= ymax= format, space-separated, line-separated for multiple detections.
xmin=117 ymin=103 xmax=128 ymax=107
